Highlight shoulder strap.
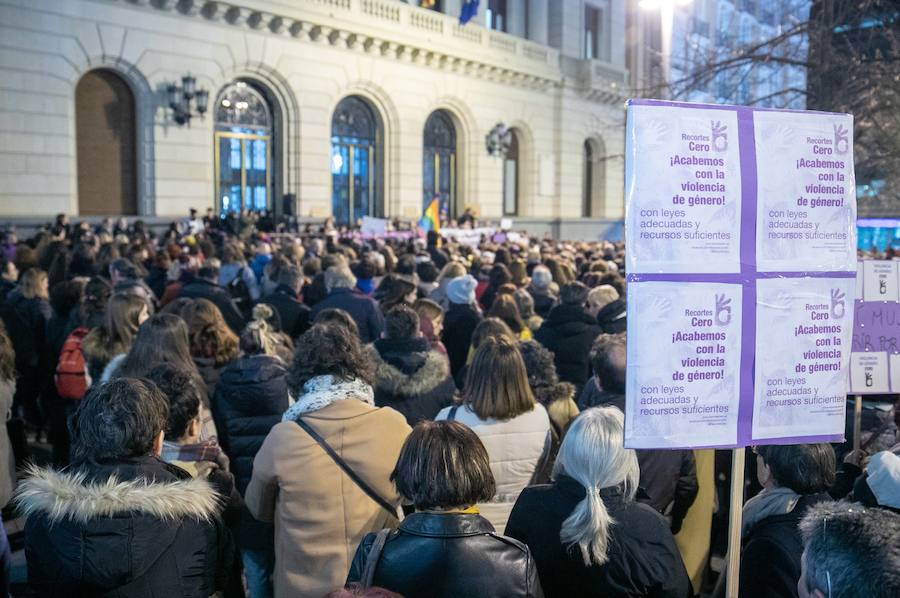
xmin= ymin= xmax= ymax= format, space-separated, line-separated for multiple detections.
xmin=293 ymin=418 xmax=397 ymax=517
xmin=360 ymin=528 xmax=391 ymax=589
xmin=447 ymin=404 xmax=459 ymax=421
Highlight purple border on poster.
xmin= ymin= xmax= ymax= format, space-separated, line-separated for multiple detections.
xmin=736 ymin=107 xmax=757 ymax=447
xmin=626 ymin=99 xmax=853 ymax=447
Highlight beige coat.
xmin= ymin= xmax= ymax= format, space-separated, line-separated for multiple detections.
xmin=245 ymin=399 xmax=411 ymax=598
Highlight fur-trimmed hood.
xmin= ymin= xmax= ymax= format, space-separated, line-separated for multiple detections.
xmin=532 ymin=381 xmax=575 ymax=407
xmin=17 ymin=462 xmax=222 ymax=591
xmin=367 ymin=341 xmax=450 ymax=398
xmin=15 ymin=464 xmax=219 ymax=523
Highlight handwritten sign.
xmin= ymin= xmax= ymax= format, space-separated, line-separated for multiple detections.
xmin=849 ymin=264 xmax=900 ymax=393
xmin=625 ymin=100 xmax=856 ymax=449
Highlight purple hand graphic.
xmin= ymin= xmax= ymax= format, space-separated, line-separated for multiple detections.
xmin=711 ymin=120 xmax=728 ymax=152
xmin=715 ymin=293 xmax=732 ymax=326
xmin=833 ymin=123 xmax=849 ymax=155
xmin=830 ymin=288 xmax=846 ymax=319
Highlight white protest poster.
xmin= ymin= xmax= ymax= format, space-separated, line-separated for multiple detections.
xmin=625 ymin=104 xmax=743 ymax=274
xmin=625 ymin=282 xmax=742 ymax=448
xmin=360 ymin=216 xmax=387 ymax=237
xmin=862 ymin=260 xmax=899 ymax=301
xmin=753 ymin=111 xmax=856 ymax=273
xmin=626 ymin=99 xmax=855 ymax=449
xmin=850 ymin=352 xmax=890 ymax=394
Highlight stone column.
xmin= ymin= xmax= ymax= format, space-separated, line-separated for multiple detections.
xmin=527 ymin=0 xmax=548 ymax=44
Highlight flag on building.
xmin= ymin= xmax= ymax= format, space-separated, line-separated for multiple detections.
xmin=420 ymin=197 xmax=440 ymax=233
xmin=459 ymin=0 xmax=479 ymax=25
xmin=420 ymin=0 xmax=437 ymax=8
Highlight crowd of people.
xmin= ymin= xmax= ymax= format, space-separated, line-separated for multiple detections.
xmin=0 ymin=211 xmax=895 ymax=598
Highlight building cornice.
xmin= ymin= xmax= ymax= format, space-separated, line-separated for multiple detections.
xmin=111 ymin=0 xmax=626 ymax=102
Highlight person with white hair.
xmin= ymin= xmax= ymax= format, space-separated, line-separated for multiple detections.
xmin=798 ymin=502 xmax=900 ymax=598
xmin=309 ymin=265 xmax=384 ymax=343
xmin=505 ymin=407 xmax=691 ymax=597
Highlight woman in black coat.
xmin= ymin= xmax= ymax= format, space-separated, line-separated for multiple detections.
xmin=738 ymin=443 xmax=836 ymax=598
xmin=212 ymin=317 xmax=290 ymax=598
xmin=347 ymin=420 xmax=543 ymax=598
xmin=534 ymin=283 xmax=602 ymax=391
xmin=506 ymin=407 xmax=691 ymax=598
xmin=440 ymin=275 xmax=482 ymax=377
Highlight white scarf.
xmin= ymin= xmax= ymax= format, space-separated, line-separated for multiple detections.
xmin=282 ymin=375 xmax=374 ymax=422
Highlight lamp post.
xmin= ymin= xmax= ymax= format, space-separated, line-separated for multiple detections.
xmin=638 ymin=0 xmax=693 ymax=98
xmin=167 ymin=74 xmax=209 ymax=126
xmin=485 ymin=123 xmax=512 ymax=157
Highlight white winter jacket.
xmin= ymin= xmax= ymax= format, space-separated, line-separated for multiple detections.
xmin=436 ymin=402 xmax=551 ymax=532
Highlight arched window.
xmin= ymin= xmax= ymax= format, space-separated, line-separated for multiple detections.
xmin=503 ymin=129 xmax=520 ymax=216
xmin=76 ymin=70 xmax=137 ymax=215
xmin=214 ymin=81 xmax=274 ymax=214
xmin=583 ymin=140 xmax=593 ymax=217
xmin=583 ymin=137 xmax=606 ymax=217
xmin=423 ymin=110 xmax=457 ymax=219
xmin=331 ymin=96 xmax=383 ymax=226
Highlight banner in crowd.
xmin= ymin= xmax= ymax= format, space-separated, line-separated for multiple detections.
xmin=850 ymin=260 xmax=900 ymax=393
xmin=624 ymin=99 xmax=856 ymax=449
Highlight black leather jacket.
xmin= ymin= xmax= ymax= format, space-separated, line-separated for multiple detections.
xmin=347 ymin=512 xmax=543 ymax=598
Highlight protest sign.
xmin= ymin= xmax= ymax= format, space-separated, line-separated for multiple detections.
xmin=625 ymin=99 xmax=856 ymax=449
xmin=360 ymin=216 xmax=388 ymax=237
xmin=849 ymin=261 xmax=900 ymax=394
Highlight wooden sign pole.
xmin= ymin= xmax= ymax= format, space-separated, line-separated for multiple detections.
xmin=853 ymin=395 xmax=863 ymax=451
xmin=725 ymin=448 xmax=746 ymax=598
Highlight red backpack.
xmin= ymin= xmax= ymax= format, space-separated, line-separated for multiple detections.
xmin=55 ymin=327 xmax=89 ymax=400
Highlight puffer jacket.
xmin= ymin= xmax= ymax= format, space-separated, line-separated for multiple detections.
xmin=436 ymin=403 xmax=551 ymax=532
xmin=367 ymin=337 xmax=455 ymax=426
xmin=347 ymin=512 xmax=543 ymax=598
xmin=212 ymin=354 xmax=289 ymax=549
xmin=18 ymin=457 xmax=231 ymax=598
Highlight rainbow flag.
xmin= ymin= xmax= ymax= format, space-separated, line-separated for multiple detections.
xmin=419 ymin=198 xmax=440 ymax=234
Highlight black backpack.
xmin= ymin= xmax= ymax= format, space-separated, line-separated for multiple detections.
xmin=227 ymin=267 xmax=253 ymax=319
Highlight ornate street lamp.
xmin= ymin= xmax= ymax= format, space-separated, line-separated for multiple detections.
xmin=167 ymin=74 xmax=209 ymax=126
xmin=485 ymin=122 xmax=513 ymax=157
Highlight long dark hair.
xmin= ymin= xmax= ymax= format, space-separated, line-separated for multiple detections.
xmin=117 ymin=313 xmax=197 ymax=379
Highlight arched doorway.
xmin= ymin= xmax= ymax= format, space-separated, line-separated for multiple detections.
xmin=423 ymin=110 xmax=457 ymax=219
xmin=75 ymin=70 xmax=137 ymax=215
xmin=331 ymin=96 xmax=383 ymax=227
xmin=503 ymin=129 xmax=520 ymax=216
xmin=214 ymin=81 xmax=275 ymax=214
xmin=583 ymin=137 xmax=606 ymax=217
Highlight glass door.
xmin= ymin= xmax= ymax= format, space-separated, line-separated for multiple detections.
xmin=215 ymin=132 xmax=270 ymax=214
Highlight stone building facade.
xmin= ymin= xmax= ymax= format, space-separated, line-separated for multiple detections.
xmin=0 ymin=0 xmax=629 ymax=226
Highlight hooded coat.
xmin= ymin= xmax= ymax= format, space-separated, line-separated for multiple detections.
xmin=367 ymin=337 xmax=456 ymax=426
xmin=442 ymin=302 xmax=483 ymax=377
xmin=534 ymin=304 xmax=602 ymax=389
xmin=18 ymin=457 xmax=230 ymax=598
